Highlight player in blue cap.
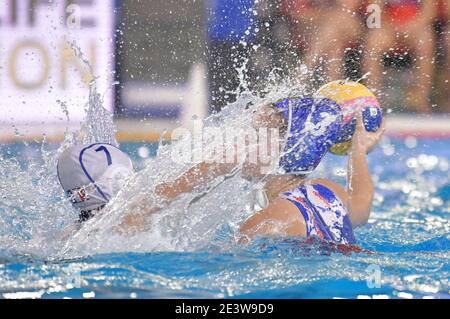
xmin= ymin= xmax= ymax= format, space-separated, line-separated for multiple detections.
xmin=238 ymin=103 xmax=384 ymax=245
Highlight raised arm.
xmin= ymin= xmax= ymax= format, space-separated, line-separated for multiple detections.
xmin=347 ymin=113 xmax=385 ymax=227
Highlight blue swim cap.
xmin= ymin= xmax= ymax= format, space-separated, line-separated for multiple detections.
xmin=274 ymin=97 xmax=342 ymax=174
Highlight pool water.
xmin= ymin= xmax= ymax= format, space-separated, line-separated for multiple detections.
xmin=0 ymin=137 xmax=449 ymax=299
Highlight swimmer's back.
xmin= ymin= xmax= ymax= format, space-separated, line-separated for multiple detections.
xmin=281 ymin=180 xmax=356 ymax=245
xmin=239 ymin=179 xmax=356 ymax=245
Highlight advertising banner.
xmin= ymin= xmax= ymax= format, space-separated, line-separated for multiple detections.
xmin=0 ymin=0 xmax=115 ymax=124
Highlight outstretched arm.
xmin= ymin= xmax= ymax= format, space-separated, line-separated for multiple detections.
xmin=116 ymin=161 xmax=237 ymax=234
xmin=155 ymin=102 xmax=284 ymax=200
xmin=154 ymin=162 xmax=237 ymax=200
xmin=121 ymin=102 xmax=280 ymax=230
xmin=347 ymin=113 xmax=385 ymax=227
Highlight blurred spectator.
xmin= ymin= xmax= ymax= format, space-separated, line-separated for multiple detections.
xmin=363 ymin=0 xmax=437 ymax=113
xmin=302 ymin=0 xmax=365 ymax=83
xmin=206 ymin=0 xmax=256 ymax=113
xmin=280 ymin=0 xmax=335 ymax=54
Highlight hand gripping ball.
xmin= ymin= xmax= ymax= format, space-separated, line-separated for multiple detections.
xmin=316 ymin=80 xmax=383 ymax=155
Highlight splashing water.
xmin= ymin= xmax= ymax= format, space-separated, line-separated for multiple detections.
xmin=0 ymin=62 xmax=449 ymax=298
xmin=0 ymin=62 xmax=302 ymax=257
xmin=0 ymin=41 xmax=118 ymax=259
xmin=58 ymin=72 xmax=313 ymax=257
xmin=0 ymin=81 xmax=115 ymax=259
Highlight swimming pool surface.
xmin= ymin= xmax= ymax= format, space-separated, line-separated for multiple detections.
xmin=0 ymin=137 xmax=449 ymax=299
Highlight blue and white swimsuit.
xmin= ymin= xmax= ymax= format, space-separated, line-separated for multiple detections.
xmin=281 ymin=183 xmax=356 ymax=245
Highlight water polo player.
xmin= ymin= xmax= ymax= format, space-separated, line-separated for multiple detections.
xmin=239 ymin=112 xmax=384 ymax=245
xmin=55 ymin=141 xmax=228 ymax=233
xmin=56 ymin=141 xmax=236 ymax=230
xmin=239 ymin=81 xmax=385 ymax=245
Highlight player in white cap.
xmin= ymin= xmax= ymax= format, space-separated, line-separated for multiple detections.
xmin=57 ymin=142 xmax=233 ymax=233
xmin=57 ymin=143 xmax=134 ymax=223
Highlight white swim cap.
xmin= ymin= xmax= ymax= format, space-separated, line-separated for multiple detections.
xmin=57 ymin=143 xmax=134 ymax=212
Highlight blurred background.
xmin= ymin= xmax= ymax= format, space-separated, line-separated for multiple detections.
xmin=0 ymin=0 xmax=449 ymax=142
